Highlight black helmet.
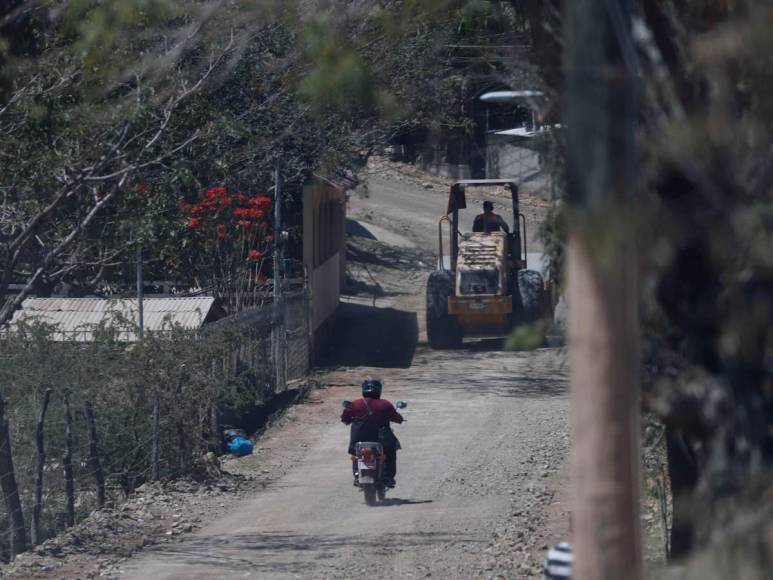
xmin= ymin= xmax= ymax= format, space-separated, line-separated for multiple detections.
xmin=483 ymin=200 xmax=494 ymax=212
xmin=361 ymin=377 xmax=382 ymax=399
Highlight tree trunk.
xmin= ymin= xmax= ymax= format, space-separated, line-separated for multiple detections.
xmin=0 ymin=396 xmax=27 ymax=558
xmin=565 ymin=0 xmax=643 ymax=578
xmin=567 ymin=231 xmax=642 ymax=579
xmin=31 ymin=388 xmax=52 ymax=546
xmin=63 ymin=394 xmax=75 ymax=528
xmin=84 ymin=401 xmax=105 ymax=509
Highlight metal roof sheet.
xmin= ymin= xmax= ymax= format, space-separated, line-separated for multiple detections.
xmin=8 ymin=297 xmax=217 ymax=341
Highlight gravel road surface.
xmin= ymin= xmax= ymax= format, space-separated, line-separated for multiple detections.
xmin=117 ymin=160 xmax=569 ymax=579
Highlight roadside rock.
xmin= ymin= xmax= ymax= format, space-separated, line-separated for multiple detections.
xmin=2 ymin=473 xmax=255 ymax=579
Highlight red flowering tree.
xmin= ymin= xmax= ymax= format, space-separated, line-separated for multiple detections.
xmin=178 ymin=186 xmax=273 ymax=311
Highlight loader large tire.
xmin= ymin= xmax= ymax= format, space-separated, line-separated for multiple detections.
xmin=426 ymin=270 xmax=463 ymax=349
xmin=517 ymin=269 xmax=545 ymax=325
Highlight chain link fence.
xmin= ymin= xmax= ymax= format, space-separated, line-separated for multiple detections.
xmin=213 ymin=288 xmax=310 ymax=397
xmin=0 ymin=288 xmax=311 ymax=559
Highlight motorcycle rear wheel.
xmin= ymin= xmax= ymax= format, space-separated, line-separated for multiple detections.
xmin=363 ymin=485 xmax=378 ymax=506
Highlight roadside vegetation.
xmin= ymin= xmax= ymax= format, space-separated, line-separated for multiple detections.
xmin=0 ymin=316 xmax=275 ymax=559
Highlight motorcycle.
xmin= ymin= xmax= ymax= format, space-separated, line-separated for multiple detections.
xmin=342 ymin=399 xmax=407 ymax=506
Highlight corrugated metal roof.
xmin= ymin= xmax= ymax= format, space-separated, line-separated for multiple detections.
xmin=9 ymin=297 xmax=217 ymax=341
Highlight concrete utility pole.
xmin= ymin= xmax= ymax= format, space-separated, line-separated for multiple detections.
xmin=273 ymin=158 xmax=286 ymax=393
xmin=274 ymin=158 xmax=283 ymax=304
xmin=136 ymin=244 xmax=144 ymax=337
xmin=565 ymin=1 xmax=642 ymax=579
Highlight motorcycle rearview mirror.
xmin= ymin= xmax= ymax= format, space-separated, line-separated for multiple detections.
xmin=395 ymin=400 xmax=408 ymax=409
xmin=341 ymin=400 xmax=353 ymax=408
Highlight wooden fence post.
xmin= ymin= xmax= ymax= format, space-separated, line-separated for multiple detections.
xmin=31 ymin=388 xmax=52 ymax=545
xmin=84 ymin=401 xmax=105 ymax=509
xmin=151 ymin=387 xmax=160 ymax=481
xmin=63 ymin=393 xmax=75 ymax=528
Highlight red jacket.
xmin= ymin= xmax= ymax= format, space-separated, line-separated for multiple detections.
xmin=341 ymin=397 xmax=404 ymax=427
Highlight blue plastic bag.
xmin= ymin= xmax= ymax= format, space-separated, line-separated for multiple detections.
xmin=227 ymin=436 xmax=254 ymax=457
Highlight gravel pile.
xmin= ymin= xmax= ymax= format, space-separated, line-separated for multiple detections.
xmin=4 ymin=460 xmax=259 ymax=579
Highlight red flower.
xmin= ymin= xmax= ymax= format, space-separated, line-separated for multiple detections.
xmin=247 ymin=250 xmax=263 ymax=262
xmin=249 ymin=195 xmax=273 ymax=211
xmin=135 ymin=181 xmax=150 ymax=194
xmin=258 ymin=274 xmax=268 ymax=284
xmin=189 ymin=216 xmax=205 ymax=229
xmin=234 ymin=203 xmax=270 ymax=222
xmin=236 ymin=219 xmax=252 ymax=228
xmin=216 ymin=224 xmax=228 ymax=239
xmin=234 ymin=207 xmax=265 ymax=219
xmin=202 ymin=186 xmax=227 ymax=200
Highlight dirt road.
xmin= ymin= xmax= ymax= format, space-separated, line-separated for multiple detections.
xmin=118 ymin=162 xmax=569 ymax=579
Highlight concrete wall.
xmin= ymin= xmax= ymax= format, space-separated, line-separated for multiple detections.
xmin=484 ymin=134 xmax=552 ymax=198
xmin=484 ymin=135 xmax=540 ymax=178
xmin=303 ymin=179 xmax=347 ymax=360
xmin=309 ymin=254 xmax=340 ymax=331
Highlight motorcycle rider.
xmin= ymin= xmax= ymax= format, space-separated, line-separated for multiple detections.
xmin=341 ymin=378 xmax=404 ymax=487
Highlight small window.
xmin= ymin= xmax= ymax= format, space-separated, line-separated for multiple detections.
xmin=459 ymin=269 xmax=499 ymax=295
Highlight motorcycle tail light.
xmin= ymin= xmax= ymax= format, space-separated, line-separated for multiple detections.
xmin=362 ymin=448 xmax=374 ymax=462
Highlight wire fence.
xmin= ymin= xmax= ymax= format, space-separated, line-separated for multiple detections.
xmin=0 ymin=288 xmax=311 ymax=560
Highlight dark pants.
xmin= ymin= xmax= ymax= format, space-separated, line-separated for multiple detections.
xmin=384 ymin=446 xmax=397 ymax=480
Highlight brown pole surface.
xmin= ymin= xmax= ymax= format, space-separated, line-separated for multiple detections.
xmin=564 ymin=0 xmax=643 ymax=577
xmin=568 ymin=227 xmax=642 ymax=579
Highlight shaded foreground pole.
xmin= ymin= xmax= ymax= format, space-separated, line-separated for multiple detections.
xmin=564 ymin=1 xmax=642 ymax=579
